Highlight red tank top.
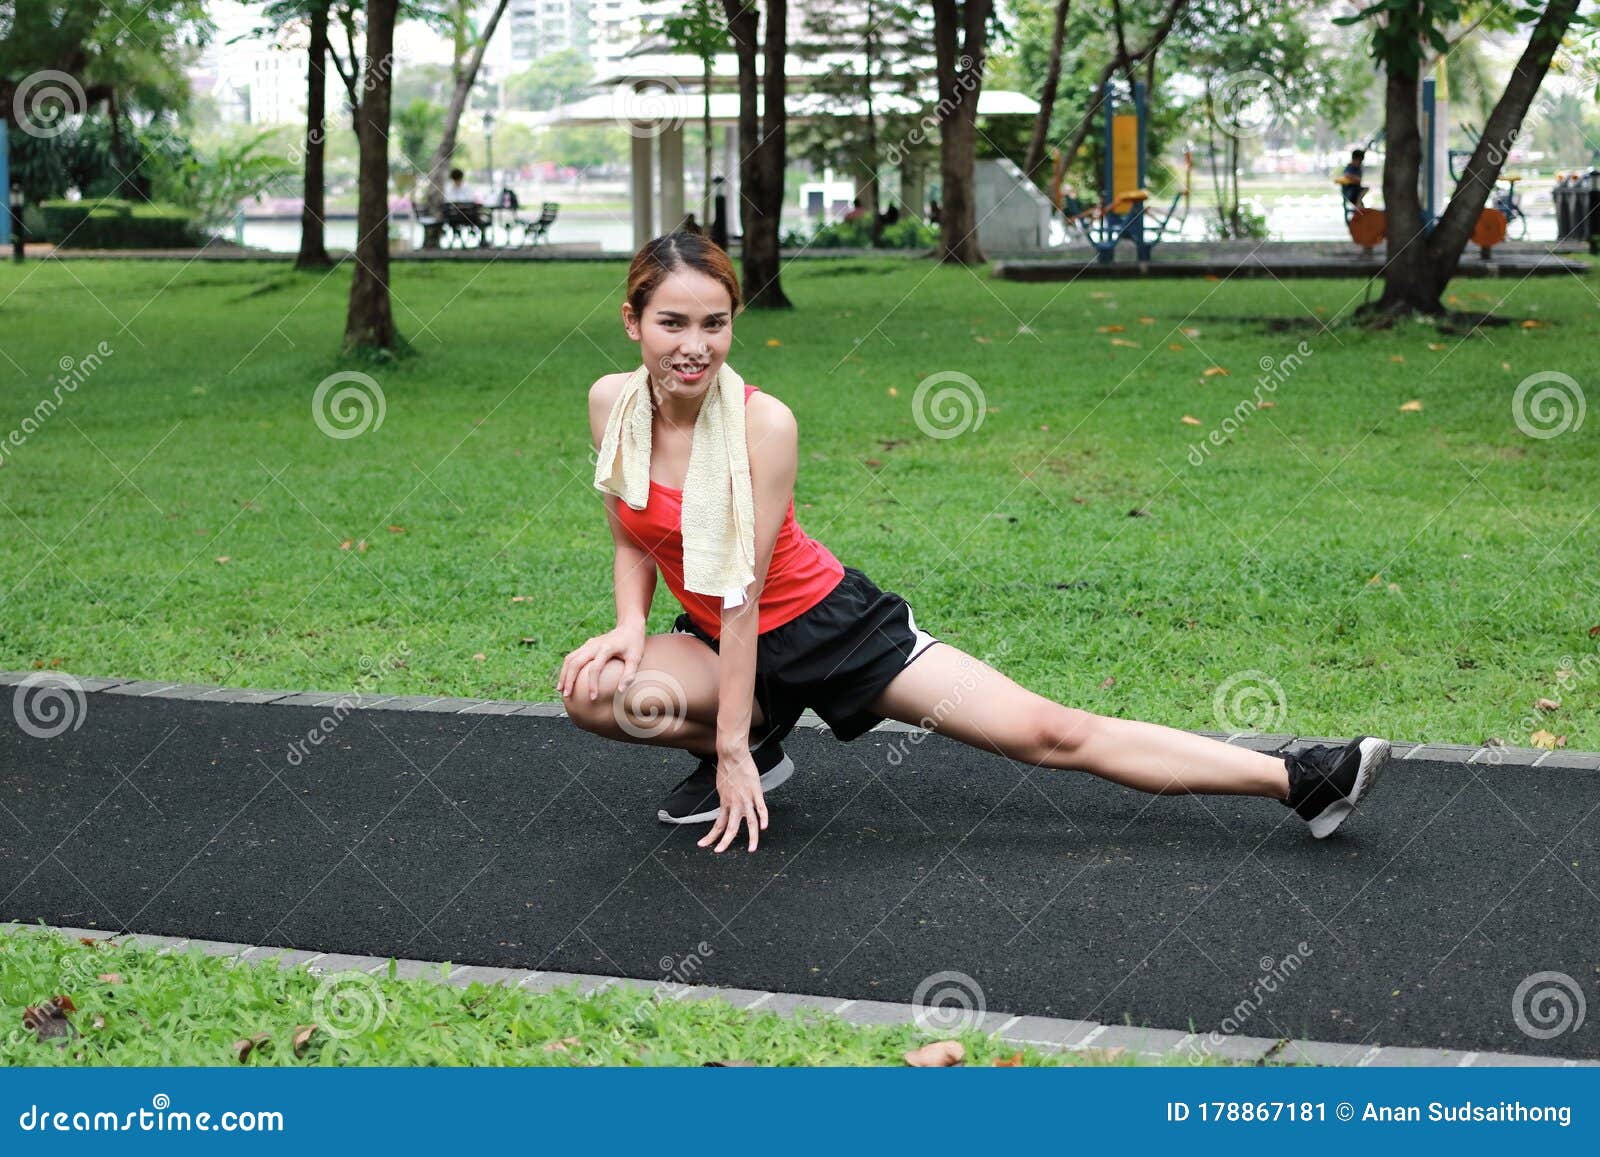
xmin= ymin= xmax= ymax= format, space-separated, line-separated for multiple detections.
xmin=613 ymin=383 xmax=844 ymax=639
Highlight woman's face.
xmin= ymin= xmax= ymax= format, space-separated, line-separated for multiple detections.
xmin=623 ymin=267 xmax=734 ymax=404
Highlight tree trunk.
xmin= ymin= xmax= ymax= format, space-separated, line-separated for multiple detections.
xmin=723 ymin=0 xmax=791 ymax=309
xmin=297 ymin=0 xmax=333 ymax=270
xmin=422 ymin=0 xmax=510 ymax=247
xmin=1022 ymin=0 xmax=1071 ymax=187
xmin=703 ymin=56 xmax=714 ymax=225
xmin=864 ymin=2 xmax=882 ymax=245
xmin=1371 ymin=0 xmax=1579 ymax=317
xmin=932 ymin=0 xmax=992 ymax=266
xmin=344 ymin=0 xmax=400 ymax=354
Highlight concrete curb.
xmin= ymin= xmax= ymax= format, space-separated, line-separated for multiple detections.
xmin=6 ymin=921 xmax=1592 ymax=1068
xmin=4 ymin=670 xmax=1598 ymax=770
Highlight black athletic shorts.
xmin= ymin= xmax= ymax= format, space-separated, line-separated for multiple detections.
xmin=671 ymin=564 xmax=941 ymax=743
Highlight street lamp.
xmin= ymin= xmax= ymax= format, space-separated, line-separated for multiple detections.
xmin=482 ymin=110 xmax=496 ymax=197
xmin=9 ymin=184 xmax=23 ymax=263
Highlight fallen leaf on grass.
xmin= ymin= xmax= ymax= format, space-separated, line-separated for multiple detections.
xmin=1180 ymin=415 xmax=1203 ymax=425
xmin=23 ymin=996 xmax=78 ymax=1046
xmin=1137 ymin=316 xmax=1156 ymax=325
xmin=1111 ymin=338 xmax=1138 ymax=348
xmin=905 ymin=1039 xmax=965 ymax=1067
xmin=1167 ymin=343 xmax=1185 ymax=352
xmin=292 ymin=1024 xmax=318 ymax=1058
xmin=388 ymin=525 xmax=406 ymax=534
xmin=1399 ymin=400 xmax=1423 ymax=412
xmin=1100 ymin=675 xmax=1116 ymax=689
xmin=1182 ymin=327 xmax=1201 ymax=338
xmin=702 ymin=1059 xmax=758 ymax=1066
xmin=1202 ymin=366 xmax=1229 ymax=377
xmin=215 ymin=556 xmax=231 ymax=565
xmin=994 ymin=1051 xmax=1025 ymax=1067
xmin=1390 ymin=355 xmax=1406 ymax=364
xmin=1590 ymin=625 xmax=1600 ymax=638
xmin=97 ymin=973 xmax=122 ymax=984
xmin=1530 ymin=730 xmax=1566 ymax=750
xmin=766 ymin=339 xmax=782 ymax=347
xmin=973 ymin=335 xmax=992 ymax=344
xmin=1257 ymin=400 xmax=1277 ymax=408
xmin=234 ymin=1031 xmax=272 ymax=1063
xmin=543 ymin=1036 xmax=581 ymax=1053
xmin=1536 ymin=698 xmax=1561 ymax=712
xmin=1520 ymin=319 xmax=1544 ymax=329
xmin=887 ymin=386 xmax=898 ymax=397
xmin=1428 ymin=343 xmax=1445 ymax=351
xmin=1097 ymin=324 xmax=1126 ymax=333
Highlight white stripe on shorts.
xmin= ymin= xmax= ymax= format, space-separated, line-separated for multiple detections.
xmin=903 ymin=602 xmax=939 ymax=663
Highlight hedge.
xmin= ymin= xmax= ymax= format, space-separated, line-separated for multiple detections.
xmin=36 ymin=199 xmax=201 ymax=248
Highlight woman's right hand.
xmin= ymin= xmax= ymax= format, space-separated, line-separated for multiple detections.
xmin=557 ymin=624 xmax=647 ymax=702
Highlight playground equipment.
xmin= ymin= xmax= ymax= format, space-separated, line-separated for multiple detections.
xmin=1050 ymin=80 xmax=1190 ymax=263
xmin=1337 ymin=71 xmax=1510 ymax=258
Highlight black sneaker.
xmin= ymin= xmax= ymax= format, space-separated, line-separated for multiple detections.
xmin=1282 ymin=735 xmax=1390 ymax=838
xmin=656 ymin=733 xmax=795 ymax=825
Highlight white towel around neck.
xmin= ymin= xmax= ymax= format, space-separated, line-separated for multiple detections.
xmin=592 ymin=362 xmax=757 ymax=610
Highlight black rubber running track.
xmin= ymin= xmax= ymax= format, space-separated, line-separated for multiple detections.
xmin=3 ymin=692 xmax=1597 ymax=1060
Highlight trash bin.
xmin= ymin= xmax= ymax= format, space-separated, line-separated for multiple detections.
xmin=1584 ymin=169 xmax=1600 ymax=254
xmin=1553 ymin=174 xmax=1574 ymax=241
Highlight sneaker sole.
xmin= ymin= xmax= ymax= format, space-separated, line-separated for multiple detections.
xmin=1307 ymin=736 xmax=1390 ymax=839
xmin=657 ymin=755 xmax=795 ymax=825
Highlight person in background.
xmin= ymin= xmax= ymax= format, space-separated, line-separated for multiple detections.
xmin=842 ymin=197 xmax=868 ymax=224
xmin=446 ymin=168 xmax=479 ymax=204
xmin=1341 ymin=149 xmax=1368 ymax=208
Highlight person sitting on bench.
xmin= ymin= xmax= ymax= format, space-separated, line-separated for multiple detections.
xmin=446 ymin=168 xmax=479 ymax=206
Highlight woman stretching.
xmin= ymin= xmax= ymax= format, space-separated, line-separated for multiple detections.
xmin=557 ymin=232 xmax=1389 ymax=854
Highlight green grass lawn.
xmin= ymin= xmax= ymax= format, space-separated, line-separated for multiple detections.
xmin=1 ymin=256 xmax=1597 ymax=751
xmin=1 ymin=923 xmax=1242 ymax=1067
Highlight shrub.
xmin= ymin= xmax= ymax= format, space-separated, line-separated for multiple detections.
xmin=36 ymin=199 xmax=200 ymax=248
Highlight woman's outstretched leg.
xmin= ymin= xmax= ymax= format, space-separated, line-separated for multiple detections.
xmin=866 ymin=642 xmax=1290 ymax=798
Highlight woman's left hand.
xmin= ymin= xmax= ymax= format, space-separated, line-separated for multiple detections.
xmin=698 ymin=747 xmax=768 ymax=853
